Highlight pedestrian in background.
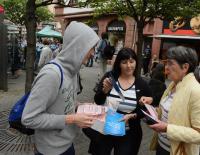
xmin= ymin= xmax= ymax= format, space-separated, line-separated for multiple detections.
xmin=88 ymin=48 xmax=153 ymax=155
xmin=149 ymin=63 xmax=166 ymax=107
xmin=22 ymin=21 xmax=99 ymax=155
xmin=11 ymin=38 xmax=21 ymax=78
xmin=96 ymin=32 xmax=109 ymax=75
xmin=149 ymin=46 xmax=200 ymax=155
xmin=142 ymin=44 xmax=151 ymax=76
xmin=37 ymin=39 xmax=52 ymax=70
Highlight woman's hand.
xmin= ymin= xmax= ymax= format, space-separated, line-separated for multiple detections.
xmin=102 ymin=78 xmax=113 ymax=94
xmin=120 ymin=113 xmax=137 ymax=124
xmin=149 ymin=120 xmax=168 ymax=132
xmin=139 ymin=96 xmax=153 ymax=105
xmin=65 ymin=113 xmax=96 ymax=128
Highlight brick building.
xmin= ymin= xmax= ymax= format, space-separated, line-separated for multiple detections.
xmin=54 ymin=6 xmax=163 ymax=58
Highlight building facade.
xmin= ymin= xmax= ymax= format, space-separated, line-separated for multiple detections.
xmin=54 ymin=6 xmax=163 ymax=58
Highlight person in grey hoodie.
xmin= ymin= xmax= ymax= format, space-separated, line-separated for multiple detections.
xmin=22 ymin=21 xmax=99 ymax=155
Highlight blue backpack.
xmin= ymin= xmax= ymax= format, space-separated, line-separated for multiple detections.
xmin=8 ymin=62 xmax=63 ymax=135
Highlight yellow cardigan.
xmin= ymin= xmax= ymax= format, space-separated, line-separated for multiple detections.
xmin=150 ymin=73 xmax=200 ymax=155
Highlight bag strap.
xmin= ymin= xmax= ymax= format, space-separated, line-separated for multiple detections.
xmin=47 ymin=62 xmax=63 ymax=89
xmin=109 ymin=72 xmax=125 ymax=101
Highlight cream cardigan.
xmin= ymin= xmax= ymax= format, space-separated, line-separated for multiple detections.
xmin=150 ymin=73 xmax=200 ymax=155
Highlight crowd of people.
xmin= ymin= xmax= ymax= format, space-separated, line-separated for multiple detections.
xmin=8 ymin=35 xmax=62 ymax=78
xmin=17 ymin=21 xmax=200 ymax=155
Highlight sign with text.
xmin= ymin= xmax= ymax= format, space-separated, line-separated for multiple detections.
xmin=0 ymin=5 xmax=4 ymax=14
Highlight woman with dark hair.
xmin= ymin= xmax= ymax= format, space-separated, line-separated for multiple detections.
xmin=149 ymin=63 xmax=166 ymax=106
xmin=88 ymin=48 xmax=153 ymax=155
xmin=149 ymin=46 xmax=200 ymax=155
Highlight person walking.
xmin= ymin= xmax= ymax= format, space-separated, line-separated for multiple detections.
xmin=37 ymin=39 xmax=53 ymax=70
xmin=22 ymin=21 xmax=99 ymax=155
xmin=149 ymin=46 xmax=200 ymax=155
xmin=88 ymin=48 xmax=153 ymax=155
xmin=11 ymin=38 xmax=21 ymax=78
xmin=142 ymin=45 xmax=151 ymax=76
xmin=149 ymin=63 xmax=166 ymax=107
xmin=96 ymin=32 xmax=109 ymax=75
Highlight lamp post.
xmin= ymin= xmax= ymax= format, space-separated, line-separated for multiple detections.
xmin=0 ymin=5 xmax=8 ymax=91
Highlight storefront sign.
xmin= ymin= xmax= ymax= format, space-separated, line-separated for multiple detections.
xmin=0 ymin=5 xmax=4 ymax=14
xmin=90 ymin=23 xmax=99 ymax=33
xmin=107 ymin=20 xmax=126 ymax=32
xmin=169 ymin=17 xmax=186 ymax=32
xmin=190 ymin=16 xmax=200 ymax=34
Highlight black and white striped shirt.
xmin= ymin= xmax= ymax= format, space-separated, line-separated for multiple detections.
xmin=106 ymin=81 xmax=137 ymax=113
xmin=158 ymin=91 xmax=174 ymax=152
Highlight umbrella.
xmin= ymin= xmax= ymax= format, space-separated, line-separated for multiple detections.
xmin=37 ymin=26 xmax=62 ymax=38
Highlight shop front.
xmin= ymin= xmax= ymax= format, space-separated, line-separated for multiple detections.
xmin=155 ymin=17 xmax=200 ymax=62
xmin=106 ymin=20 xmax=126 ymax=53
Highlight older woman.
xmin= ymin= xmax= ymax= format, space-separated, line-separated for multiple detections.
xmin=88 ymin=48 xmax=153 ymax=155
xmin=150 ymin=46 xmax=200 ymax=155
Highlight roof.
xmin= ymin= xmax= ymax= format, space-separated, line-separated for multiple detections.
xmin=63 ymin=7 xmax=94 ymax=14
xmin=153 ymin=34 xmax=200 ymax=40
xmin=37 ymin=26 xmax=62 ymax=38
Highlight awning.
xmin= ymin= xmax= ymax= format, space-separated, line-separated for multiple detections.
xmin=37 ymin=26 xmax=62 ymax=38
xmin=153 ymin=34 xmax=200 ymax=40
xmin=0 ymin=5 xmax=4 ymax=14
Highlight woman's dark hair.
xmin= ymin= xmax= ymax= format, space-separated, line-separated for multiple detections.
xmin=167 ymin=46 xmax=198 ymax=73
xmin=112 ymin=48 xmax=137 ymax=77
xmin=194 ymin=66 xmax=200 ymax=83
xmin=151 ymin=63 xmax=165 ymax=83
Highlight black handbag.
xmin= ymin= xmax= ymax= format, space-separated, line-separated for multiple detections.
xmin=82 ymin=128 xmax=104 ymax=142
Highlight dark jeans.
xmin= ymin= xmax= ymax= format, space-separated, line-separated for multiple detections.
xmin=35 ymin=144 xmax=75 ymax=155
xmin=89 ymin=128 xmax=142 ymax=155
xmin=156 ymin=144 xmax=170 ymax=155
xmin=143 ymin=58 xmax=150 ymax=74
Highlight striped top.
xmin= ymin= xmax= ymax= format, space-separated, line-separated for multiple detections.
xmin=158 ymin=91 xmax=174 ymax=152
xmin=106 ymin=81 xmax=137 ymax=114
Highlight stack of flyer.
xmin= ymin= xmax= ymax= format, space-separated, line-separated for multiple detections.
xmin=141 ymin=104 xmax=158 ymax=125
xmin=77 ymin=104 xmax=125 ymax=136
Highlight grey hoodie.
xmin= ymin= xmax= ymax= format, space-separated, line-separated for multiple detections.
xmin=22 ymin=21 xmax=99 ymax=155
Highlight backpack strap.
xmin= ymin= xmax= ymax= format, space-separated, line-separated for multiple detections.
xmin=47 ymin=62 xmax=63 ymax=89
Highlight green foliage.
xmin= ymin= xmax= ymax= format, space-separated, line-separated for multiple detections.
xmin=36 ymin=7 xmax=53 ymax=23
xmin=0 ymin=0 xmax=53 ymax=25
xmin=81 ymin=0 xmax=200 ymax=24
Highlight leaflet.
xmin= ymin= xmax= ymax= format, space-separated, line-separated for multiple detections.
xmin=77 ymin=105 xmax=125 ymax=136
xmin=142 ymin=104 xmax=158 ymax=125
xmin=104 ymin=110 xmax=125 ymax=136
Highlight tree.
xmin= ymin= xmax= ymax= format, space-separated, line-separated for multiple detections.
xmin=0 ymin=0 xmax=53 ymax=37
xmin=81 ymin=0 xmax=200 ymax=75
xmin=25 ymin=0 xmax=76 ymax=92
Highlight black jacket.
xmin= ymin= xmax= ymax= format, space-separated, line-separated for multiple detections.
xmin=148 ymin=78 xmax=166 ymax=107
xmin=94 ymin=71 xmax=152 ymax=129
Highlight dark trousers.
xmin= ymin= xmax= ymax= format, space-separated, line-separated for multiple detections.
xmin=35 ymin=144 xmax=75 ymax=155
xmin=143 ymin=58 xmax=150 ymax=74
xmin=89 ymin=128 xmax=142 ymax=155
xmin=156 ymin=144 xmax=170 ymax=155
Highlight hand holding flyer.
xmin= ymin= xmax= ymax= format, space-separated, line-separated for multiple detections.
xmin=77 ymin=104 xmax=107 ymax=133
xmin=142 ymin=104 xmax=159 ymax=125
xmin=77 ymin=104 xmax=125 ymax=136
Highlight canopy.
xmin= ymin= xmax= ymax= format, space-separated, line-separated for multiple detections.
xmin=153 ymin=34 xmax=200 ymax=40
xmin=0 ymin=5 xmax=4 ymax=14
xmin=37 ymin=26 xmax=62 ymax=38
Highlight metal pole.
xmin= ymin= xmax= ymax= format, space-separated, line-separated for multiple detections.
xmin=0 ymin=13 xmax=8 ymax=91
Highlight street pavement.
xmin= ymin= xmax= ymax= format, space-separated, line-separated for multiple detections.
xmin=0 ymin=62 xmax=156 ymax=155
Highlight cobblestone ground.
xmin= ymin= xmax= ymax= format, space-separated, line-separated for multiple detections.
xmin=0 ymin=62 xmax=155 ymax=155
